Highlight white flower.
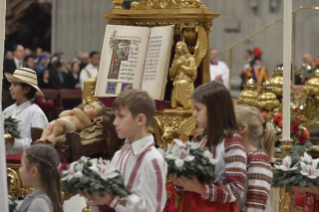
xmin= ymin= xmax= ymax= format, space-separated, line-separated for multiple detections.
xmin=80 ymin=156 xmax=90 ymax=162
xmin=203 ymin=150 xmax=219 ymax=165
xmin=300 ymin=161 xmax=319 ymax=179
xmin=274 ymin=156 xmax=298 ymax=171
xmin=62 ymin=161 xmax=83 ymax=181
xmin=158 ymin=143 xmax=173 ymax=157
xmin=187 ymin=141 xmax=199 ymax=150
xmin=173 ymin=139 xmax=187 ymax=148
xmin=166 ymin=142 xmax=195 ymax=168
xmin=8 ymin=195 xmax=13 ymax=205
xmin=89 ymin=158 xmax=119 ymax=180
xmin=301 ymin=152 xmax=313 ymax=163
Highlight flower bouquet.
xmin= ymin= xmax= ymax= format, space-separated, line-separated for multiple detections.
xmin=8 ymin=191 xmax=18 ymax=212
xmin=159 ymin=139 xmax=218 ymax=180
xmin=262 ymin=105 xmax=312 ymax=154
xmin=4 ymin=116 xmax=21 ymax=138
xmin=272 ymin=152 xmax=319 ymax=192
xmin=61 ymin=156 xmax=131 ymax=197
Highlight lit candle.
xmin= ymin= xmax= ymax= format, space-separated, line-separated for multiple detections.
xmin=282 ymin=0 xmax=292 ymax=139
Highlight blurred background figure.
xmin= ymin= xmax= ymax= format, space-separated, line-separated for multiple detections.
xmin=209 ymin=48 xmax=230 ymax=89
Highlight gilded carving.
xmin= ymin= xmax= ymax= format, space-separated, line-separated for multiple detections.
xmin=83 ymin=77 xmax=98 ymax=104
xmin=255 ymin=81 xmax=280 ymax=111
xmin=149 ymin=112 xmax=200 ymax=148
xmin=237 ymin=79 xmax=258 ymax=107
xmin=130 ymin=0 xmax=202 ymax=10
xmin=7 ymin=165 xmax=33 ymax=198
xmin=301 ymin=69 xmax=319 ymax=127
xmin=170 ymin=26 xmax=207 ymax=109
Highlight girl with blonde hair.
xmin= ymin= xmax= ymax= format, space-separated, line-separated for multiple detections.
xmin=235 ymin=104 xmax=275 ymax=212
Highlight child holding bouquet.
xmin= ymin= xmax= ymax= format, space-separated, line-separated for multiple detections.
xmin=235 ymin=104 xmax=275 ymax=211
xmin=171 ymin=81 xmax=247 ymax=212
xmin=79 ymin=89 xmax=167 ymax=212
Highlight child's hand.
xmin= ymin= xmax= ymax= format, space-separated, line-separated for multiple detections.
xmin=291 ymin=186 xmax=308 ymax=195
xmin=169 ymin=173 xmax=183 ymax=188
xmin=179 ymin=175 xmax=206 ymax=195
xmin=77 ymin=190 xmax=114 ymax=205
xmin=77 ymin=189 xmax=95 ymax=201
xmin=94 ymin=191 xmax=114 ymax=205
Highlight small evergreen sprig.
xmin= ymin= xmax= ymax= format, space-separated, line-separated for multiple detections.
xmin=8 ymin=191 xmax=18 ymax=212
xmin=4 ymin=116 xmax=21 ymax=138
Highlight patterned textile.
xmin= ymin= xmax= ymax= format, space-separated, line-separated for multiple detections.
xmin=245 ymin=150 xmax=273 ymax=212
xmin=200 ymin=134 xmax=247 ymax=204
xmin=294 ymin=192 xmax=319 ymax=212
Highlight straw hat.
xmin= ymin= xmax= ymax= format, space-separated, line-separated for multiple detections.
xmin=4 ymin=68 xmax=44 ymax=97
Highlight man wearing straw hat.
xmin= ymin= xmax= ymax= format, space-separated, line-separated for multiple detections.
xmin=3 ymin=67 xmax=48 ymax=154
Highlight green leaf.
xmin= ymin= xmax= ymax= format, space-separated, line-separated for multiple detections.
xmin=94 ymin=190 xmax=100 ymax=197
xmin=299 ymin=179 xmax=307 ymax=187
xmin=290 ymin=176 xmax=297 ymax=183
xmin=285 ymin=183 xmax=293 ymax=192
xmin=283 ymin=178 xmax=291 ymax=185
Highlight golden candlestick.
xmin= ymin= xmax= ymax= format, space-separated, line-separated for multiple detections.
xmin=270 ymin=67 xmax=284 ymax=99
xmin=255 ymin=81 xmax=280 ymax=111
xmin=237 ymin=79 xmax=258 ymax=106
xmin=110 ymin=0 xmax=124 ymax=9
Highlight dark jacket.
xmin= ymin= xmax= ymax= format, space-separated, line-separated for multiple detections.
xmin=48 ymin=68 xmax=67 ymax=90
xmin=2 ymin=59 xmax=17 ymax=109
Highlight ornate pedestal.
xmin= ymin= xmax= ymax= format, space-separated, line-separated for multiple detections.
xmin=7 ymin=164 xmax=33 ymax=198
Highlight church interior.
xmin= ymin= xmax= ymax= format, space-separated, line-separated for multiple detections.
xmin=1 ymin=0 xmax=319 ymax=212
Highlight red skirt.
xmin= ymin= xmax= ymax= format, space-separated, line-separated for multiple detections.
xmin=179 ymin=191 xmax=239 ymax=212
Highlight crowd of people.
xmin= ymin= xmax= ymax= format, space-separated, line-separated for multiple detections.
xmin=2 ymin=45 xmax=101 ymax=117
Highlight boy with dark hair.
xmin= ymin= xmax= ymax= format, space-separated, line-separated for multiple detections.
xmin=79 ymin=89 xmax=167 ymax=212
xmin=3 ymin=68 xmax=48 ymax=154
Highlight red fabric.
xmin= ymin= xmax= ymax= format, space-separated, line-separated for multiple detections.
xmin=98 ymin=97 xmax=171 ymax=111
xmin=179 ymin=191 xmax=239 ymax=212
xmin=6 ymin=153 xmax=23 ymax=164
xmin=163 ymin=184 xmax=177 ymax=212
xmin=36 ymin=97 xmax=55 ymax=114
xmin=98 ymin=205 xmax=115 ymax=212
xmin=294 ymin=192 xmax=319 ymax=212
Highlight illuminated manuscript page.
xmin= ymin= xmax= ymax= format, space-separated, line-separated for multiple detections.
xmin=95 ymin=25 xmax=150 ymax=97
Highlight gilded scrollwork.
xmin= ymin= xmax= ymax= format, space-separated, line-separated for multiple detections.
xmin=149 ymin=112 xmax=200 ymax=148
xmin=130 ymin=0 xmax=202 ymax=10
xmin=7 ymin=165 xmax=33 ymax=198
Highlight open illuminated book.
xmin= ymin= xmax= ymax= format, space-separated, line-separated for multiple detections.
xmin=95 ymin=25 xmax=175 ymax=100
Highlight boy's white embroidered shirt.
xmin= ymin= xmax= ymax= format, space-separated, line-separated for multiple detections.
xmin=108 ymin=134 xmax=167 ymax=212
xmin=4 ymin=101 xmax=48 ymax=154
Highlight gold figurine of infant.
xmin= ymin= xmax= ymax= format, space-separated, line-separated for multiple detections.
xmin=36 ymin=101 xmax=107 ymax=143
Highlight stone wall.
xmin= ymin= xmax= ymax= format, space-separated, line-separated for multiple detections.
xmin=52 ymin=0 xmax=319 ymax=78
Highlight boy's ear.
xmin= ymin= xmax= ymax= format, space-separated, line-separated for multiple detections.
xmin=31 ymin=166 xmax=39 ymax=176
xmin=23 ymin=86 xmax=31 ymax=94
xmin=136 ymin=113 xmax=147 ymax=126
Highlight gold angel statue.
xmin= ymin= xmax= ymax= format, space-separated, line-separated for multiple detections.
xmin=169 ymin=26 xmax=207 ymax=109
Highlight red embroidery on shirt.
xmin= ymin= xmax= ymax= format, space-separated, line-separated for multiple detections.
xmin=127 ymin=148 xmax=152 ymax=189
xmin=152 ymin=159 xmax=163 ymax=212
